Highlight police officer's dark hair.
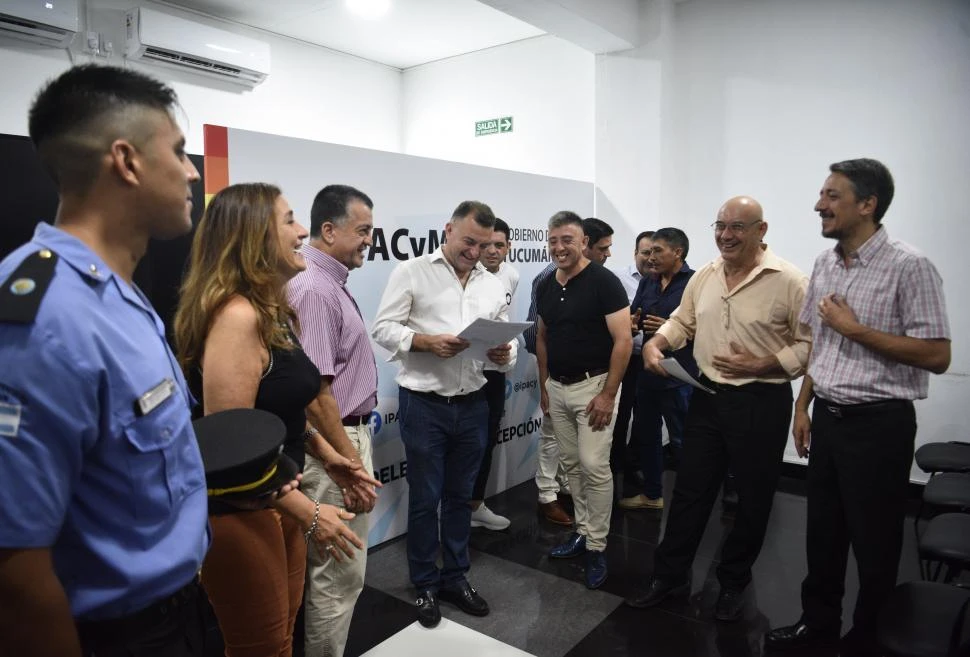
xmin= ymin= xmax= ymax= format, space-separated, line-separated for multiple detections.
xmin=635 ymin=230 xmax=655 ymax=249
xmin=829 ymin=158 xmax=895 ymax=223
xmin=548 ymin=210 xmax=583 ymax=231
xmin=309 ymin=184 xmax=373 ymax=237
xmin=493 ymin=218 xmax=511 ymax=242
xmin=451 ymin=201 xmax=496 ymax=229
xmin=28 ymin=64 xmax=179 ymax=195
xmin=652 ymin=227 xmax=690 ymax=260
xmin=582 ymin=217 xmax=614 ymax=246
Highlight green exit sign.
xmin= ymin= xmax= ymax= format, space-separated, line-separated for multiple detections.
xmin=475 ymin=116 xmax=513 ymax=137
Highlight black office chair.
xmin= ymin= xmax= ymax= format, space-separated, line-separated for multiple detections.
xmin=920 ymin=513 xmax=970 ymax=583
xmin=877 ymin=581 xmax=970 ymax=657
xmin=924 ymin=474 xmax=970 ymax=512
xmin=914 ymin=452 xmax=970 ymax=550
xmin=916 ymin=473 xmax=970 ymax=537
xmin=916 ymin=442 xmax=970 ymax=476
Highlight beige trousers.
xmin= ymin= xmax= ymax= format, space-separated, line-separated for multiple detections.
xmin=545 ymin=373 xmax=618 ymax=552
xmin=302 ymin=424 xmax=373 ymax=657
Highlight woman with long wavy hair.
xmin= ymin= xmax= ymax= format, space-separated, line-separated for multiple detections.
xmin=174 ymin=183 xmax=378 ymax=657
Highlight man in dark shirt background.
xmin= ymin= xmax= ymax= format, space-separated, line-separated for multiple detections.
xmin=620 ymin=227 xmax=695 ymax=511
xmin=613 ymin=231 xmax=656 ymax=500
xmin=581 ymin=217 xmax=614 ymax=265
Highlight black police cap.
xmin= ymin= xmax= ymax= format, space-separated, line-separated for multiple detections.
xmin=193 ymin=408 xmax=298 ymax=500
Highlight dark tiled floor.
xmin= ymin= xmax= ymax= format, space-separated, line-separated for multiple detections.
xmin=344 ymin=470 xmax=925 ymax=657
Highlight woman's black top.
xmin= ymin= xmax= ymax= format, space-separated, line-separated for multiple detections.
xmin=188 ymin=328 xmax=320 ymax=486
xmin=256 ymin=335 xmax=320 ymax=470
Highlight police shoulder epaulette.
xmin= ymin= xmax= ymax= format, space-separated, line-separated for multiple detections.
xmin=0 ymin=249 xmax=58 ymax=324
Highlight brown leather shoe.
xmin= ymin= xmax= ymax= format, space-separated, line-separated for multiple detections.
xmin=539 ymin=501 xmax=574 ymax=526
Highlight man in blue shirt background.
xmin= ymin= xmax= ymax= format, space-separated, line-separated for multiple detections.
xmin=0 ymin=65 xmax=209 ymax=657
xmin=620 ymin=227 xmax=696 ymax=510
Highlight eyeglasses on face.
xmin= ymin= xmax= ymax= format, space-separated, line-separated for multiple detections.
xmin=711 ymin=220 xmax=763 ymax=234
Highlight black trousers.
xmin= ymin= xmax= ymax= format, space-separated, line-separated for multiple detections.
xmin=473 ymin=370 xmax=506 ymax=501
xmin=800 ymin=399 xmax=916 ymax=636
xmin=654 ymin=379 xmax=792 ymax=589
xmin=611 ymin=354 xmax=642 ymax=475
xmin=77 ymin=579 xmax=206 ymax=657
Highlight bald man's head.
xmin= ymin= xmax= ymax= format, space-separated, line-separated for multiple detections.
xmin=718 ymin=196 xmax=764 ymax=223
xmin=714 ymin=195 xmax=767 ymax=269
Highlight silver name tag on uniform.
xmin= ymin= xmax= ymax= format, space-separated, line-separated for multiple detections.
xmin=135 ymin=379 xmax=175 ymax=417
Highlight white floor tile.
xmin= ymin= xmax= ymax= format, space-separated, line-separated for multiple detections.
xmin=362 ymin=618 xmax=538 ymax=657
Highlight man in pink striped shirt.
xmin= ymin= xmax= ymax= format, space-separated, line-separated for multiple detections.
xmin=766 ymin=159 xmax=951 ymax=657
xmin=288 ymin=184 xmax=380 ymax=657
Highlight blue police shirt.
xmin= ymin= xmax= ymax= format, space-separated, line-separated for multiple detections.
xmin=0 ymin=223 xmax=210 ymax=620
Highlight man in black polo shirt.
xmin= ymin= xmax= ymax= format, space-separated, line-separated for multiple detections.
xmin=536 ymin=211 xmax=632 ymax=590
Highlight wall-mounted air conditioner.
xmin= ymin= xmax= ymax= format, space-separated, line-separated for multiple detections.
xmin=0 ymin=0 xmax=79 ymax=48
xmin=125 ymin=7 xmax=271 ymax=87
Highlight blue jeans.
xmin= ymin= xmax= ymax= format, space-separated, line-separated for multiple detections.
xmin=398 ymin=387 xmax=488 ymax=590
xmin=636 ymin=381 xmax=691 ymax=499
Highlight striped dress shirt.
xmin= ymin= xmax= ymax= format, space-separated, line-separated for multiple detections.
xmin=800 ymin=227 xmax=950 ymax=404
xmin=287 ymin=244 xmax=378 ymax=417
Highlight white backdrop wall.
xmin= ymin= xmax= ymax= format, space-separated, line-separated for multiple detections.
xmin=224 ymin=126 xmax=593 ymax=545
xmin=401 ymin=35 xmax=596 ymax=182
xmin=0 ymin=0 xmax=403 ymax=154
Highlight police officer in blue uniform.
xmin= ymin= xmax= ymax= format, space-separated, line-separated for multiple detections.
xmin=0 ymin=65 xmax=210 ymax=657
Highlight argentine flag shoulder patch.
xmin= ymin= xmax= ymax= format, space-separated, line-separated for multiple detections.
xmin=0 ymin=402 xmax=22 ymax=438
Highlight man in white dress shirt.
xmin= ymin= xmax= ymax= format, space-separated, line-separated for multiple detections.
xmin=371 ymin=201 xmax=516 ymax=629
xmin=469 ymin=217 xmax=519 ymax=531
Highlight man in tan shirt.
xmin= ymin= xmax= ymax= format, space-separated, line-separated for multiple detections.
xmin=624 ymin=196 xmax=811 ymax=622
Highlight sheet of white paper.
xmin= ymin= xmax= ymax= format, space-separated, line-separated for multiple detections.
xmin=456 ymin=318 xmax=533 ymax=362
xmin=660 ymin=357 xmax=716 ymax=394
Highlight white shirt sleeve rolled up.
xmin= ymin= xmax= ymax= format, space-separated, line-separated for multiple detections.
xmin=371 ymin=249 xmax=515 ymax=395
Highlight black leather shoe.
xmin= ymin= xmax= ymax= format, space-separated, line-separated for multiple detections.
xmin=624 ymin=577 xmax=689 ymax=608
xmin=549 ymin=532 xmax=586 ymax=558
xmin=415 ymin=589 xmax=441 ymax=628
xmin=714 ymin=586 xmax=746 ymax=622
xmin=438 ymin=580 xmax=490 ymax=617
xmin=584 ymin=550 xmax=608 ymax=589
xmin=764 ymin=622 xmax=839 ymax=651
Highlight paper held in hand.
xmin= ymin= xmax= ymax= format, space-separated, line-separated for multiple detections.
xmin=660 ymin=357 xmax=716 ymax=394
xmin=456 ymin=318 xmax=533 ymax=361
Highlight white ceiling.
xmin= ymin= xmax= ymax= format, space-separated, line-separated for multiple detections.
xmin=161 ymin=0 xmax=547 ymax=69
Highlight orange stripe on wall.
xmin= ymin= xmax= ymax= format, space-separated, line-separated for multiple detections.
xmin=203 ymin=125 xmax=229 ymax=205
xmin=205 ymin=156 xmax=229 ymax=195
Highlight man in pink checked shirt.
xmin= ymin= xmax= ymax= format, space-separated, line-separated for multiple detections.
xmin=766 ymin=159 xmax=951 ymax=657
xmin=288 ymin=184 xmax=380 ymax=657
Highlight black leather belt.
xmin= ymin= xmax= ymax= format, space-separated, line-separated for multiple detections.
xmin=341 ymin=414 xmax=370 ymax=426
xmin=76 ymin=577 xmax=199 ymax=650
xmin=550 ymin=367 xmax=609 ymax=385
xmin=698 ymin=374 xmax=790 ymax=393
xmin=406 ymin=388 xmax=484 ymax=404
xmin=817 ymin=397 xmax=912 ymax=419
